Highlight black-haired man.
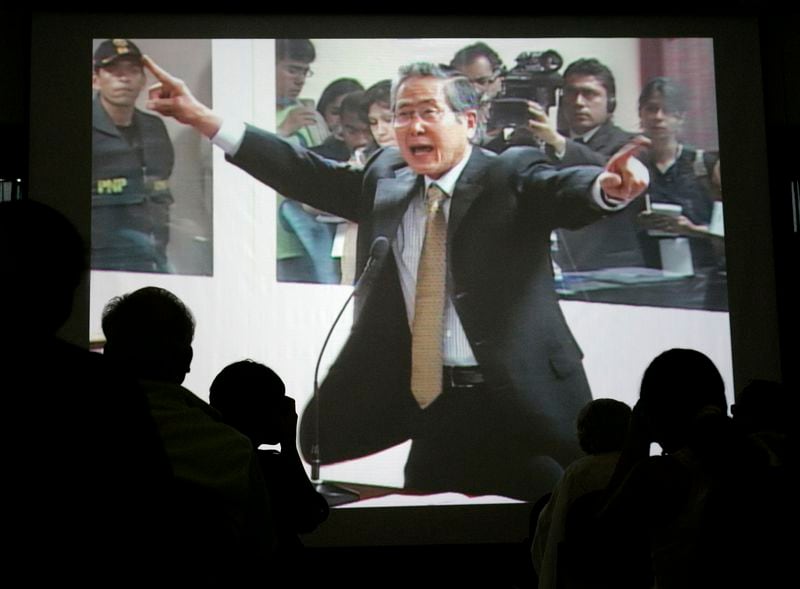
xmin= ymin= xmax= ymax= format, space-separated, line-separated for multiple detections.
xmin=92 ymin=38 xmax=175 ymax=273
xmin=526 ymin=58 xmax=647 ymax=271
xmin=529 ymin=58 xmax=637 ymax=167
xmin=143 ymin=57 xmax=649 ymax=501
xmin=275 ymin=38 xmax=329 ymax=147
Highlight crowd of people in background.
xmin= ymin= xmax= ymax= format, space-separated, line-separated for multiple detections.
xmin=272 ymin=38 xmax=726 ymax=312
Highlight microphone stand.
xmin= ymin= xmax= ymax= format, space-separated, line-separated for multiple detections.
xmin=309 ymin=237 xmax=389 ymax=507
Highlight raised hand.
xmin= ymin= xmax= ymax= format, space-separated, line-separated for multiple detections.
xmin=526 ymin=100 xmax=566 ymax=152
xmin=598 ymin=136 xmax=651 ymax=203
xmin=278 ymin=105 xmax=319 ymax=137
xmin=143 ymin=55 xmax=222 ymax=138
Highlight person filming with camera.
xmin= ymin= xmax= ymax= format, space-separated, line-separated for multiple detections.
xmin=491 ymin=58 xmax=638 ymax=169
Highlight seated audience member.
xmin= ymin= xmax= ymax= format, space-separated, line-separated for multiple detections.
xmin=450 ymin=41 xmax=504 ymax=145
xmin=1 ymin=199 xmax=174 ymax=583
xmin=210 ymin=360 xmax=330 ymax=564
xmin=101 ymin=287 xmax=276 ymax=584
xmin=570 ymin=349 xmax=788 ymax=589
xmin=363 ymin=79 xmax=397 ymax=155
xmin=317 ymin=77 xmax=364 ymax=140
xmin=532 ymin=398 xmax=632 ymax=589
xmin=635 ymin=77 xmax=722 ymax=274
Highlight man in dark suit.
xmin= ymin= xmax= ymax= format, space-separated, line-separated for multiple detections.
xmin=525 ymin=58 xmax=646 ymax=270
xmin=516 ymin=58 xmax=637 ymax=167
xmin=144 ymin=57 xmax=648 ymax=501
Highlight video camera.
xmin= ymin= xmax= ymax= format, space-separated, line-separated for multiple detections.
xmin=488 ymin=50 xmax=564 ymax=129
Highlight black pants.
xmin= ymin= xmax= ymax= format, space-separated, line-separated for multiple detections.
xmin=403 ymin=384 xmax=564 ymax=502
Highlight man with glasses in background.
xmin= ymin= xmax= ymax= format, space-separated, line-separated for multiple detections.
xmin=144 ymin=58 xmax=649 ymax=501
xmin=273 ymin=39 xmax=335 ymax=282
xmin=275 ymin=38 xmax=328 ymax=147
xmin=450 ymin=41 xmax=504 ymax=145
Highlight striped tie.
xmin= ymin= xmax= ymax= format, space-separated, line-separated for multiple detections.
xmin=410 ymin=184 xmax=448 ymax=409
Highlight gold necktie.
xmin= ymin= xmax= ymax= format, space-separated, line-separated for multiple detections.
xmin=411 ymin=184 xmax=448 ymax=409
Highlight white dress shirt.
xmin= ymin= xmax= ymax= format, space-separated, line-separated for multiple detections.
xmin=212 ymin=122 xmax=618 ymax=366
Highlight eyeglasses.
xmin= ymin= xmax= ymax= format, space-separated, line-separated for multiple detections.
xmin=470 ymin=71 xmax=501 ymax=86
xmin=282 ymin=64 xmax=314 ymax=78
xmin=393 ymin=106 xmax=450 ymax=126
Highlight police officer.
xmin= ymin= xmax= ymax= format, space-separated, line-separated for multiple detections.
xmin=92 ymin=39 xmax=174 ymax=273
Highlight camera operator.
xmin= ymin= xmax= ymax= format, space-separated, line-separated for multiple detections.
xmin=494 ymin=58 xmax=647 ymax=272
xmin=488 ymin=58 xmax=637 ymax=166
xmin=530 ymin=58 xmax=637 ymax=167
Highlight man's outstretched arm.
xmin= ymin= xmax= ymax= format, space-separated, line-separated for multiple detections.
xmin=142 ymin=56 xmax=364 ymax=221
xmin=144 ymin=56 xmax=223 ymax=139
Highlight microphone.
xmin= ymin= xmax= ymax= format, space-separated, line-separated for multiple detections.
xmin=309 ymin=236 xmax=390 ymax=506
xmin=353 ymin=236 xmax=389 ymax=297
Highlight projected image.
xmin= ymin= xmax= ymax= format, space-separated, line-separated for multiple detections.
xmin=273 ymin=38 xmax=726 ymax=315
xmin=91 ymin=38 xmax=213 ymax=275
xmin=273 ymin=40 xmax=377 ymax=285
xmin=89 ymin=37 xmax=733 ymax=508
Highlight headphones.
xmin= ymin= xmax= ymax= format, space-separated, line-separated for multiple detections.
xmin=560 ymin=58 xmax=618 ymax=115
xmin=556 ymin=82 xmax=616 ymax=113
xmin=606 ymin=93 xmax=617 ymax=114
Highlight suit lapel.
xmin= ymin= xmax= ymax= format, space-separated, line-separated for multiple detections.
xmin=587 ymin=121 xmax=613 ymax=150
xmin=369 ymin=146 xmax=490 ymax=246
xmin=448 ymin=147 xmax=490 ymax=242
xmin=372 ymin=166 xmax=421 ymax=241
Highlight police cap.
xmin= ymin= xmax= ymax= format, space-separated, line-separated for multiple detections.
xmin=93 ymin=39 xmax=143 ymax=69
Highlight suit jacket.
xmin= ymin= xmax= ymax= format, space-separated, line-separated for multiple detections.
xmin=552 ymin=120 xmax=637 ymax=168
xmin=228 ymin=126 xmax=614 ymax=498
xmin=550 ymin=121 xmax=645 ymax=270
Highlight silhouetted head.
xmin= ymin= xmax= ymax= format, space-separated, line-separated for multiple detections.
xmin=576 ymin=398 xmax=632 ymax=455
xmin=209 ymin=360 xmax=286 ymax=445
xmin=639 ymin=348 xmax=726 ymax=453
xmin=0 ymin=199 xmax=87 ymax=343
xmin=101 ymin=287 xmax=195 ymax=384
